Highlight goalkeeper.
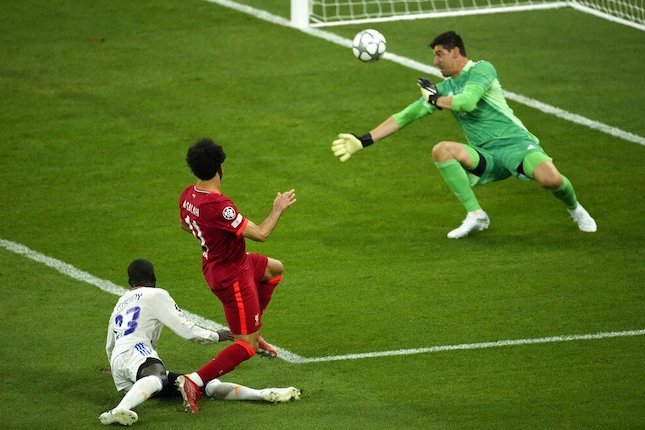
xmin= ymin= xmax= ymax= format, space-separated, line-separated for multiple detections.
xmin=332 ymin=30 xmax=596 ymax=238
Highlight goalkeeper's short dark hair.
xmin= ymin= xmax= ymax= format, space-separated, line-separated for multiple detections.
xmin=429 ymin=31 xmax=467 ymax=57
xmin=128 ymin=259 xmax=156 ymax=288
xmin=186 ymin=138 xmax=227 ymax=180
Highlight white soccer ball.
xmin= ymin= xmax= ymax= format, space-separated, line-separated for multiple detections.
xmin=352 ymin=29 xmax=386 ymax=62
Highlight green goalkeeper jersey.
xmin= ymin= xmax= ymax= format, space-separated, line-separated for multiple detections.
xmin=393 ymin=60 xmax=539 ymax=148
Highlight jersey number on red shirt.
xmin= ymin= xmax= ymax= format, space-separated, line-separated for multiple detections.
xmin=184 ymin=215 xmax=210 ymax=259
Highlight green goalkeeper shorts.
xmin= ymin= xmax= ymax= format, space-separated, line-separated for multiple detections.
xmin=467 ymin=138 xmax=551 ymax=186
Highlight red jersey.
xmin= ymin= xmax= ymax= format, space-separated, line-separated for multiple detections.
xmin=179 ymin=185 xmax=249 ymax=284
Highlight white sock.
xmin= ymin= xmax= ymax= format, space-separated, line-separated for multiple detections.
xmin=187 ymin=372 xmax=204 ymax=387
xmin=205 ymin=379 xmax=262 ymax=401
xmin=116 ymin=375 xmax=163 ymax=411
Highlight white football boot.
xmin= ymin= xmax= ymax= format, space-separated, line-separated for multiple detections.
xmin=447 ymin=210 xmax=490 ymax=239
xmin=99 ymin=408 xmax=138 ymax=426
xmin=567 ymin=204 xmax=597 ymax=232
xmin=259 ymin=387 xmax=302 ymax=403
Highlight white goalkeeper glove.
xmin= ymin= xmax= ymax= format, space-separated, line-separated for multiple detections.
xmin=417 ymin=77 xmax=442 ymax=109
xmin=331 ymin=133 xmax=374 ymax=162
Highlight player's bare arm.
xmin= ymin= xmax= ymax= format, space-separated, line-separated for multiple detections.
xmin=331 ymin=116 xmax=400 ymax=162
xmin=435 ymin=96 xmax=452 ymax=110
xmin=369 ymin=116 xmax=400 ymax=141
xmin=243 ymin=190 xmax=296 ymax=242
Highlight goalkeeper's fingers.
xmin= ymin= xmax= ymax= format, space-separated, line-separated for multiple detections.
xmin=331 ymin=140 xmax=352 ymax=162
xmin=331 ymin=138 xmax=347 ymax=153
xmin=331 ymin=134 xmax=362 ymax=162
xmin=417 ymin=77 xmax=433 ymax=90
xmin=336 ymin=133 xmax=363 ymax=153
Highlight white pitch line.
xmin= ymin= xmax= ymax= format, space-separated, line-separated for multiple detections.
xmin=2 ymin=238 xmax=644 ymax=364
xmin=203 ymin=0 xmax=645 ymax=146
xmin=0 ymin=238 xmax=308 ymax=362
xmin=292 ymin=329 xmax=645 ymax=363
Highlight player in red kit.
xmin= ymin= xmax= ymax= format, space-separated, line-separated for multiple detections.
xmin=177 ymin=138 xmax=296 ymax=413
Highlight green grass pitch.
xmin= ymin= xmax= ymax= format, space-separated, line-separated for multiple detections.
xmin=1 ymin=1 xmax=644 ymax=428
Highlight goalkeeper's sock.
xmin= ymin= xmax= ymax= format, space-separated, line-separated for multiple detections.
xmin=435 ymin=160 xmax=481 ymax=212
xmin=551 ymin=175 xmax=578 ymax=210
xmin=116 ymin=375 xmax=163 ymax=410
xmin=195 ymin=340 xmax=255 ymax=384
xmin=258 ymin=275 xmax=282 ymax=312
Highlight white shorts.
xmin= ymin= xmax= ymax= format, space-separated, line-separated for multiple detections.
xmin=110 ymin=343 xmax=162 ymax=392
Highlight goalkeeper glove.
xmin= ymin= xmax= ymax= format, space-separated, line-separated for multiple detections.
xmin=417 ymin=77 xmax=442 ymax=109
xmin=331 ymin=133 xmax=373 ymax=162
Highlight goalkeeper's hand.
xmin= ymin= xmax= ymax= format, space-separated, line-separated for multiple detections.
xmin=417 ymin=77 xmax=442 ymax=109
xmin=331 ymin=133 xmax=373 ymax=162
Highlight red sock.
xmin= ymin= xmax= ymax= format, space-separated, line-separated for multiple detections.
xmin=196 ymin=340 xmax=255 ymax=383
xmin=258 ymin=275 xmax=282 ymax=312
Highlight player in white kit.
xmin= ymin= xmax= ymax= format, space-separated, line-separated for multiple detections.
xmin=100 ymin=259 xmax=300 ymax=426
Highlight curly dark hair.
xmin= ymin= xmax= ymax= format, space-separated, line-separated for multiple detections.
xmin=429 ymin=31 xmax=467 ymax=57
xmin=186 ymin=138 xmax=226 ymax=180
xmin=127 ymin=258 xmax=156 ymax=288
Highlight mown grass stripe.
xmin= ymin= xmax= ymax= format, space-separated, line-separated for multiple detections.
xmin=3 ymin=238 xmax=642 ymax=365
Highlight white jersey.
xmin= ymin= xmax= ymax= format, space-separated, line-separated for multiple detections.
xmin=105 ymin=287 xmax=218 ymax=362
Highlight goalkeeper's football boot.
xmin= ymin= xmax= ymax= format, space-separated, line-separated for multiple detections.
xmin=257 ymin=335 xmax=278 ymax=359
xmin=259 ymin=387 xmax=302 ymax=403
xmin=176 ymin=375 xmax=202 ymax=413
xmin=567 ymin=204 xmax=597 ymax=232
xmin=99 ymin=408 xmax=138 ymax=426
xmin=447 ymin=210 xmax=490 ymax=239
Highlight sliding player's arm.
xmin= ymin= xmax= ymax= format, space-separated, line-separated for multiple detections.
xmin=105 ymin=315 xmax=116 ymax=361
xmin=156 ymin=289 xmax=229 ymax=344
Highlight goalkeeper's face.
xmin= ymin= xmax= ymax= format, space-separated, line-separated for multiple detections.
xmin=432 ymin=45 xmax=460 ymax=77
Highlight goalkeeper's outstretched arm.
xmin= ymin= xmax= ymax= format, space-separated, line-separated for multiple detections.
xmin=331 ymin=116 xmax=400 ymax=162
xmin=332 ymin=93 xmax=433 ymax=162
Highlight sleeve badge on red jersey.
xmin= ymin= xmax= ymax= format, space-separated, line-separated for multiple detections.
xmin=222 ymin=206 xmax=237 ymax=220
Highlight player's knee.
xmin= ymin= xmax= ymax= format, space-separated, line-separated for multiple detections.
xmin=432 ymin=141 xmax=451 ymax=161
xmin=274 ymin=259 xmax=284 ymax=275
xmin=540 ymin=174 xmax=562 ymax=189
xmin=533 ymin=166 xmax=563 ymax=189
xmin=267 ymin=258 xmax=284 ymax=278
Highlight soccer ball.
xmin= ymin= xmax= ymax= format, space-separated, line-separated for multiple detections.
xmin=352 ymin=29 xmax=386 ymax=62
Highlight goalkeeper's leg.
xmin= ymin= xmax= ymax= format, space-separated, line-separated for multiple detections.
xmin=432 ymin=142 xmax=482 ymax=212
xmin=523 ymin=152 xmax=596 ymax=232
xmin=433 ymin=142 xmax=489 ymax=238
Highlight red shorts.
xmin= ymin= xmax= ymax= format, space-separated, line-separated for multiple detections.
xmin=203 ymin=253 xmax=268 ymax=335
xmin=246 ymin=252 xmax=269 ymax=283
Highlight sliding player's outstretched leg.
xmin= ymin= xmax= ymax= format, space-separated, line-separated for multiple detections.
xmin=205 ymin=379 xmax=301 ymax=402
